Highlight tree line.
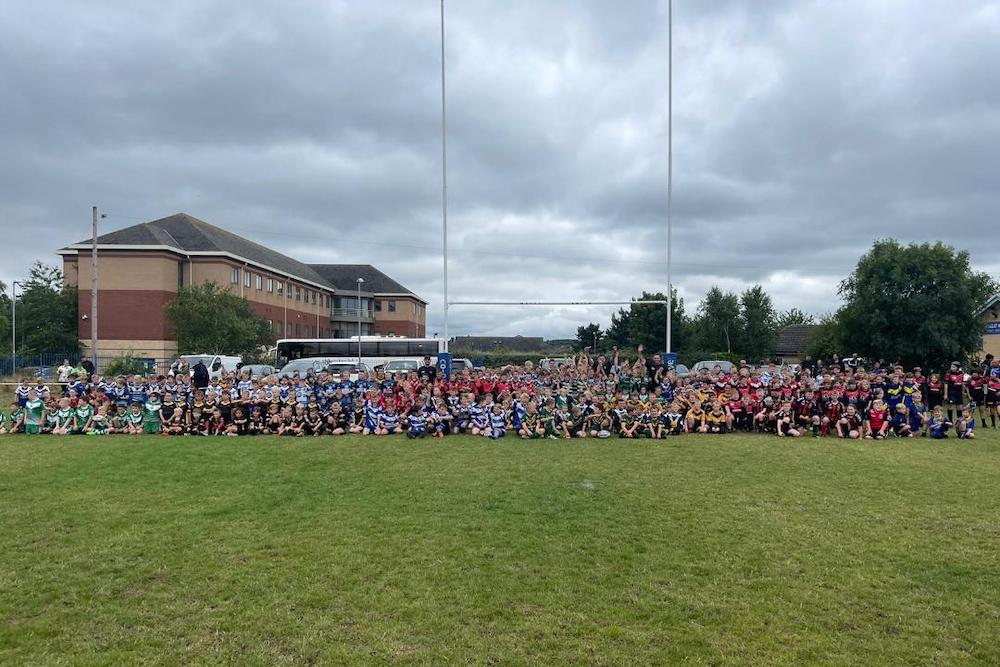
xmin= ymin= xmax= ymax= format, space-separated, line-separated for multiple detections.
xmin=576 ymin=239 xmax=997 ymax=369
xmin=3 ymin=239 xmax=996 ymax=368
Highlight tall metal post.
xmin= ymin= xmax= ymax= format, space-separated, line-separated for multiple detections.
xmin=440 ymin=0 xmax=449 ymax=352
xmin=91 ymin=206 xmax=99 ymax=368
xmin=10 ymin=280 xmax=20 ymax=375
xmin=356 ymin=278 xmax=364 ymax=365
xmin=665 ymin=0 xmax=673 ymax=355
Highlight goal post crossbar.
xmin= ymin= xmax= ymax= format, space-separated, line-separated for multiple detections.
xmin=448 ymin=301 xmax=667 ymax=306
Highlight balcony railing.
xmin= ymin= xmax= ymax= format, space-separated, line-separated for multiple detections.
xmin=330 ymin=307 xmax=374 ymax=322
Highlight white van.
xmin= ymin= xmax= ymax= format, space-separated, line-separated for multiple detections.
xmin=180 ymin=354 xmax=243 ymax=380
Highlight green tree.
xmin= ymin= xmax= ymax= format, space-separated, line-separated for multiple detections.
xmin=806 ymin=313 xmax=844 ymax=363
xmin=776 ymin=307 xmax=815 ymax=329
xmin=739 ymin=285 xmax=777 ymax=362
xmin=165 ymin=282 xmax=273 ymax=356
xmin=838 ymin=239 xmax=996 ymax=369
xmin=692 ymin=286 xmax=741 ymax=354
xmin=603 ymin=289 xmax=688 ymax=354
xmin=17 ymin=262 xmax=79 ymax=354
xmin=575 ymin=323 xmax=603 ymax=352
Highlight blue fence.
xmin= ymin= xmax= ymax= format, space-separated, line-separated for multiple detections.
xmin=1 ymin=353 xmax=173 ymax=379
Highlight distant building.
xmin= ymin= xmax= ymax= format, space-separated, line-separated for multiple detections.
xmin=976 ymin=293 xmax=1000 ymax=360
xmin=57 ymin=213 xmax=425 ymax=358
xmin=774 ymin=324 xmax=819 ymax=364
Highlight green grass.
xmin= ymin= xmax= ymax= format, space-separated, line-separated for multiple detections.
xmin=2 ymin=433 xmax=999 ymax=665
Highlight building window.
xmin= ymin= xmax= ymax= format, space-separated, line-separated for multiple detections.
xmin=374 ymin=299 xmax=382 ymax=312
xmin=178 ymin=263 xmax=184 ymax=290
xmin=388 ymin=299 xmax=396 ymax=312
xmin=285 ymin=322 xmax=292 ymax=336
xmin=277 ymin=281 xmax=283 ymax=296
xmin=256 ymin=275 xmax=262 ymax=290
xmin=295 ymin=287 xmax=300 ymax=301
xmin=244 ymin=271 xmax=252 ymax=288
xmin=231 ymin=268 xmax=239 ymax=284
xmin=267 ymin=278 xmax=274 ymax=293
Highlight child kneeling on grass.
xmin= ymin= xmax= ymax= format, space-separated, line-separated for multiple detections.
xmin=956 ymin=407 xmax=976 ymax=440
xmin=406 ymin=408 xmax=428 ymax=439
xmin=927 ymin=407 xmax=951 ymax=439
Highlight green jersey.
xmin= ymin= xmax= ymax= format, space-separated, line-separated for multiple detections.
xmin=75 ymin=404 xmax=94 ymax=425
xmin=11 ymin=408 xmax=24 ymax=425
xmin=24 ymin=399 xmax=45 ymax=426
xmin=143 ymin=401 xmax=162 ymax=424
xmin=56 ymin=407 xmax=74 ymax=424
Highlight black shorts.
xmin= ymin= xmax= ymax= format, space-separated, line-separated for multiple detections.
xmin=946 ymin=390 xmax=963 ymax=405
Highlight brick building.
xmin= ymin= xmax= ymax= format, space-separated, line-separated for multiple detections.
xmin=58 ymin=213 xmax=426 ymax=358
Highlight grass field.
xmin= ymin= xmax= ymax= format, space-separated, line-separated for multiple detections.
xmin=2 ymin=433 xmax=999 ymax=665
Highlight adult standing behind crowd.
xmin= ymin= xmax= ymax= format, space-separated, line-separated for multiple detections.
xmin=192 ymin=359 xmax=209 ymax=390
xmin=417 ymin=356 xmax=437 ymax=383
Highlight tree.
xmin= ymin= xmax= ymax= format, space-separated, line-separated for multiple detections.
xmin=575 ymin=323 xmax=603 ymax=352
xmin=165 ymin=282 xmax=273 ymax=356
xmin=739 ymin=285 xmax=777 ymax=362
xmin=838 ymin=239 xmax=997 ymax=369
xmin=17 ymin=262 xmax=79 ymax=354
xmin=603 ymin=289 xmax=688 ymax=355
xmin=692 ymin=286 xmax=741 ymax=354
xmin=776 ymin=308 xmax=815 ymax=329
xmin=806 ymin=312 xmax=844 ymax=363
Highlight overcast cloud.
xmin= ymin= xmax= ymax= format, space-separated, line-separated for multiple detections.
xmin=1 ymin=0 xmax=998 ymax=338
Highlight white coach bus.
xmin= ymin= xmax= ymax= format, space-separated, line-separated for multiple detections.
xmin=275 ymin=337 xmax=446 ymax=371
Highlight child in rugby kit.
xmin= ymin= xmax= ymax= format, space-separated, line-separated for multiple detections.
xmin=956 ymin=407 xmax=975 ymax=440
xmin=87 ymin=405 xmax=112 ymax=435
xmin=406 ymin=408 xmax=428 ymax=439
xmin=927 ymin=407 xmax=951 ymax=439
xmin=22 ymin=390 xmax=45 ymax=435
xmin=487 ymin=404 xmax=508 ymax=439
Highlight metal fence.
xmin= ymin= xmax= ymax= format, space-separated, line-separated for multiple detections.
xmin=1 ymin=353 xmax=174 ymax=379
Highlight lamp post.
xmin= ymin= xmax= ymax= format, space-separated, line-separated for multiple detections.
xmin=356 ymin=278 xmax=364 ymax=365
xmin=10 ymin=280 xmax=21 ymax=375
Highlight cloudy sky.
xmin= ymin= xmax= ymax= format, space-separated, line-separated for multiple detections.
xmin=2 ymin=0 xmax=998 ymax=338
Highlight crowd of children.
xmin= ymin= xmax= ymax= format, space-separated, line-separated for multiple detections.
xmin=2 ymin=352 xmax=997 ymax=441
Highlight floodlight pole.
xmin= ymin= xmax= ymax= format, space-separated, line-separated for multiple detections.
xmin=665 ymin=0 xmax=673 ymax=355
xmin=11 ymin=280 xmax=21 ymax=375
xmin=91 ymin=206 xmax=99 ymax=369
xmin=440 ymin=0 xmax=450 ymax=353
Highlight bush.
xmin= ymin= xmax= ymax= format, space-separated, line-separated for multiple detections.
xmin=103 ymin=351 xmax=153 ymax=377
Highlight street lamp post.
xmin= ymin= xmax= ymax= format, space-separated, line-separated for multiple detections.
xmin=10 ymin=280 xmax=21 ymax=376
xmin=356 ymin=278 xmax=364 ymax=365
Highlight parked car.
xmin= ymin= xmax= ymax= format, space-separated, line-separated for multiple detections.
xmin=180 ymin=354 xmax=243 ymax=380
xmin=324 ymin=362 xmax=372 ymax=379
xmin=673 ymin=363 xmax=690 ymax=379
xmin=278 ymin=357 xmax=339 ymax=377
xmin=692 ymin=360 xmax=735 ymax=375
xmin=452 ymin=358 xmax=474 ymax=372
xmin=380 ymin=359 xmax=419 ymax=376
xmin=237 ymin=363 xmax=275 ymax=379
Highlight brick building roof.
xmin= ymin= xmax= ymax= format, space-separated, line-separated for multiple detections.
xmin=775 ymin=324 xmax=819 ymax=355
xmin=61 ymin=213 xmax=418 ymax=298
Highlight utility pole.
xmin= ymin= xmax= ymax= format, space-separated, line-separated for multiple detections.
xmin=11 ymin=280 xmax=21 ymax=375
xmin=91 ymin=206 xmax=100 ymax=369
xmin=665 ymin=0 xmax=674 ymax=356
xmin=440 ymin=0 xmax=449 ymax=353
